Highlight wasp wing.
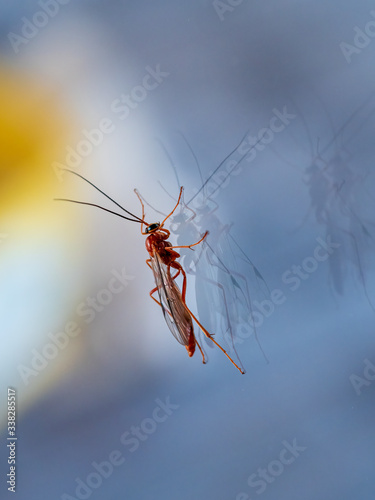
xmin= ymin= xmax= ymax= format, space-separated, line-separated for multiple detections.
xmin=150 ymin=252 xmax=193 ymax=346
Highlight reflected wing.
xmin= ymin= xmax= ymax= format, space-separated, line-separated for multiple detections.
xmin=150 ymin=252 xmax=193 ymax=346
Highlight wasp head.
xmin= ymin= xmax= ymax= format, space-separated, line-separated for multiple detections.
xmin=145 ymin=222 xmax=161 ymax=234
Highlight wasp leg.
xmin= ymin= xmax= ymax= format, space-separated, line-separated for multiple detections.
xmin=166 ymin=231 xmax=208 ymax=251
xmin=184 ymin=304 xmax=245 ymax=375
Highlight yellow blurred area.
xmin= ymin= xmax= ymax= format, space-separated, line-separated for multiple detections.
xmin=0 ymin=62 xmax=90 ymax=413
xmin=0 ymin=63 xmax=78 ymax=230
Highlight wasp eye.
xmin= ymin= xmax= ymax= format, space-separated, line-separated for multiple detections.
xmin=145 ymin=223 xmax=160 ymax=234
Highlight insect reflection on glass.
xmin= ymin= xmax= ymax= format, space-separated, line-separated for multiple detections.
xmin=145 ymin=135 xmax=269 ymax=363
xmin=276 ymin=95 xmax=375 ymax=311
xmin=55 ymin=170 xmax=245 ymax=374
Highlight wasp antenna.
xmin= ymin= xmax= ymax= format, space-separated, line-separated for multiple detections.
xmin=54 ymin=199 xmax=144 ymax=223
xmin=61 ymin=169 xmax=144 ymax=223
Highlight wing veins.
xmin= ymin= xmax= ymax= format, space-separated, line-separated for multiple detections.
xmin=151 ymin=253 xmax=192 ymax=346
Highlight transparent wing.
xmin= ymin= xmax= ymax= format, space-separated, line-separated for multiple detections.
xmin=150 ymin=252 xmax=193 ymax=346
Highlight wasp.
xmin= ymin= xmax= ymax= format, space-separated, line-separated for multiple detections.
xmin=56 ymin=170 xmax=245 ymax=374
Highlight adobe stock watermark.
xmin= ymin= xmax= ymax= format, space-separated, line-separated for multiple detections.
xmin=52 ymin=118 xmax=115 ymax=181
xmin=213 ymin=0 xmax=246 ymax=21
xmin=52 ymin=64 xmax=169 ymax=182
xmin=236 ymin=438 xmax=307 ymax=499
xmin=224 ymin=235 xmax=341 ymax=345
xmin=340 ymin=10 xmax=375 ymax=63
xmin=349 ymin=358 xmax=375 ymax=396
xmin=61 ymin=397 xmax=179 ymax=500
xmin=8 ymin=0 xmax=71 ymax=54
xmin=17 ymin=266 xmax=134 ymax=385
xmin=189 ymin=106 xmax=296 ymax=208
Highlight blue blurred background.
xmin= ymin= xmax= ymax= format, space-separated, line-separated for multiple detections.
xmin=1 ymin=1 xmax=375 ymax=499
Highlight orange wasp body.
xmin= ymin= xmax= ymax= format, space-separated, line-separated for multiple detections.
xmin=145 ymin=225 xmax=198 ymax=359
xmin=56 ymin=172 xmax=245 ymax=374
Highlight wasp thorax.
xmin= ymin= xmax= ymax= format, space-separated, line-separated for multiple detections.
xmin=145 ymin=223 xmax=160 ymax=234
